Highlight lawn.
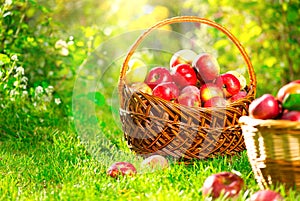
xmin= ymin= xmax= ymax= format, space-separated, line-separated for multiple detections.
xmin=0 ymin=103 xmax=299 ymax=201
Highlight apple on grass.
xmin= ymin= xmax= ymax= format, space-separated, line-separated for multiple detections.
xmin=249 ymin=190 xmax=283 ymax=201
xmin=202 ymin=172 xmax=244 ymax=199
xmin=145 ymin=67 xmax=173 ymax=90
xmin=107 ymin=162 xmax=137 ymax=178
xmin=215 ymin=73 xmax=241 ymax=98
xmin=178 ymin=85 xmax=201 ymax=107
xmin=152 ymin=82 xmax=179 ymax=101
xmin=141 ymin=155 xmax=169 ymax=170
xmin=169 ymin=49 xmax=198 ymax=68
xmin=192 ymin=53 xmax=220 ymax=82
xmin=125 ymin=58 xmax=148 ymax=84
xmin=249 ymin=94 xmax=282 ymax=120
xmin=200 ymin=83 xmax=224 ymax=103
xmin=171 ymin=63 xmax=197 ymax=88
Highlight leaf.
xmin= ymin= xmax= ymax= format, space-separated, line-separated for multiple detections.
xmin=283 ymin=94 xmax=300 ymax=111
xmin=0 ymin=53 xmax=10 ymax=66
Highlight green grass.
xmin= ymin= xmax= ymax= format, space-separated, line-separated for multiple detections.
xmin=0 ymin=103 xmax=299 ymax=201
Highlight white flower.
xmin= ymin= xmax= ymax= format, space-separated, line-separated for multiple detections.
xmin=54 ymin=98 xmax=61 ymax=105
xmin=35 ymin=86 xmax=44 ymax=95
xmin=59 ymin=48 xmax=69 ymax=56
xmin=13 ymin=80 xmax=19 ymax=87
xmin=16 ymin=66 xmax=24 ymax=75
xmin=5 ymin=0 xmax=12 ymax=6
xmin=45 ymin=86 xmax=54 ymax=94
xmin=11 ymin=54 xmax=18 ymax=61
xmin=55 ymin=39 xmax=68 ymax=49
xmin=21 ymin=76 xmax=28 ymax=83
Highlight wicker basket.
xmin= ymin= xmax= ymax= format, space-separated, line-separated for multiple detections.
xmin=239 ymin=116 xmax=300 ymax=190
xmin=118 ymin=16 xmax=256 ymax=161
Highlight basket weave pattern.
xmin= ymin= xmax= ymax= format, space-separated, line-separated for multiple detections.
xmin=118 ymin=16 xmax=256 ymax=161
xmin=240 ymin=116 xmax=300 ymax=190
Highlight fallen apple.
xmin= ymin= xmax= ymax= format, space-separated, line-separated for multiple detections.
xmin=249 ymin=190 xmax=284 ymax=201
xmin=141 ymin=155 xmax=169 ymax=170
xmin=169 ymin=49 xmax=198 ymax=68
xmin=202 ymin=172 xmax=244 ymax=199
xmin=107 ymin=162 xmax=137 ymax=178
xmin=215 ymin=73 xmax=241 ymax=98
xmin=249 ymin=94 xmax=282 ymax=120
xmin=192 ymin=53 xmax=220 ymax=82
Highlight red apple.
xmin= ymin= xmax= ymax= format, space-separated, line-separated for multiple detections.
xmin=192 ymin=53 xmax=220 ymax=82
xmin=249 ymin=94 xmax=281 ymax=120
xmin=107 ymin=162 xmax=137 ymax=178
xmin=200 ymin=83 xmax=224 ymax=102
xmin=169 ymin=49 xmax=198 ymax=68
xmin=203 ymin=96 xmax=227 ymax=107
xmin=171 ymin=63 xmax=197 ymax=88
xmin=152 ymin=82 xmax=179 ymax=101
xmin=215 ymin=73 xmax=241 ymax=98
xmin=249 ymin=190 xmax=284 ymax=201
xmin=276 ymin=82 xmax=300 ymax=102
xmin=178 ymin=85 xmax=201 ymax=107
xmin=202 ymin=172 xmax=244 ymax=199
xmin=291 ymin=80 xmax=300 ymax=84
xmin=226 ymin=70 xmax=247 ymax=90
xmin=145 ymin=67 xmax=173 ymax=90
xmin=129 ymin=82 xmax=152 ymax=95
xmin=228 ymin=91 xmax=247 ymax=103
xmin=141 ymin=155 xmax=169 ymax=170
xmin=281 ymin=110 xmax=300 ymax=122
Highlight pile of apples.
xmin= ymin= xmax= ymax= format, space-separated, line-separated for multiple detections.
xmin=107 ymin=156 xmax=283 ymax=200
xmin=249 ymin=80 xmax=300 ymax=121
xmin=125 ymin=49 xmax=248 ymax=107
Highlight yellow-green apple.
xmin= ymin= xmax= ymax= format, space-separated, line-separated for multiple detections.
xmin=249 ymin=190 xmax=283 ymax=201
xmin=169 ymin=49 xmax=198 ymax=68
xmin=171 ymin=63 xmax=197 ymax=88
xmin=226 ymin=70 xmax=247 ymax=90
xmin=249 ymin=94 xmax=282 ymax=119
xmin=202 ymin=172 xmax=244 ymax=199
xmin=107 ymin=162 xmax=137 ymax=178
xmin=178 ymin=85 xmax=201 ymax=107
xmin=192 ymin=53 xmax=220 ymax=82
xmin=228 ymin=91 xmax=247 ymax=103
xmin=200 ymin=83 xmax=224 ymax=103
xmin=141 ymin=155 xmax=169 ymax=170
xmin=145 ymin=67 xmax=173 ymax=90
xmin=276 ymin=82 xmax=300 ymax=102
xmin=129 ymin=82 xmax=152 ymax=95
xmin=215 ymin=73 xmax=241 ymax=98
xmin=203 ymin=97 xmax=227 ymax=107
xmin=281 ymin=111 xmax=300 ymax=122
xmin=125 ymin=58 xmax=148 ymax=84
xmin=152 ymin=82 xmax=179 ymax=101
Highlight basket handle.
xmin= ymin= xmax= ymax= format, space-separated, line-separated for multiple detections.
xmin=119 ymin=16 xmax=256 ymax=89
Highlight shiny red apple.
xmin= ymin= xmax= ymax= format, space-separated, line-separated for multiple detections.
xmin=203 ymin=96 xmax=227 ymax=107
xmin=276 ymin=82 xmax=300 ymax=102
xmin=152 ymin=82 xmax=179 ymax=101
xmin=169 ymin=49 xmax=198 ymax=68
xmin=249 ymin=94 xmax=281 ymax=119
xmin=171 ymin=63 xmax=197 ymax=88
xmin=178 ymin=85 xmax=201 ymax=107
xmin=228 ymin=91 xmax=247 ymax=103
xmin=145 ymin=67 xmax=173 ymax=90
xmin=249 ymin=190 xmax=284 ymax=201
xmin=281 ymin=110 xmax=300 ymax=122
xmin=141 ymin=155 xmax=169 ymax=170
xmin=200 ymin=83 xmax=224 ymax=102
xmin=192 ymin=53 xmax=220 ymax=82
xmin=107 ymin=162 xmax=137 ymax=178
xmin=202 ymin=172 xmax=244 ymax=199
xmin=215 ymin=73 xmax=241 ymax=98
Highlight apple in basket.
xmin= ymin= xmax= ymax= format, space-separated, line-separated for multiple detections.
xmin=249 ymin=190 xmax=284 ymax=201
xmin=203 ymin=96 xmax=227 ymax=107
xmin=129 ymin=82 xmax=152 ymax=95
xmin=228 ymin=91 xmax=247 ymax=103
xmin=226 ymin=70 xmax=247 ymax=90
xmin=125 ymin=58 xmax=148 ymax=84
xmin=215 ymin=73 xmax=241 ymax=98
xmin=192 ymin=53 xmax=220 ymax=82
xmin=281 ymin=110 xmax=300 ymax=122
xmin=107 ymin=162 xmax=137 ymax=178
xmin=249 ymin=94 xmax=282 ymax=120
xmin=202 ymin=172 xmax=244 ymax=199
xmin=169 ymin=49 xmax=198 ymax=68
xmin=178 ymin=85 xmax=201 ymax=107
xmin=170 ymin=63 xmax=198 ymax=88
xmin=200 ymin=83 xmax=224 ymax=103
xmin=152 ymin=82 xmax=179 ymax=101
xmin=145 ymin=67 xmax=173 ymax=90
